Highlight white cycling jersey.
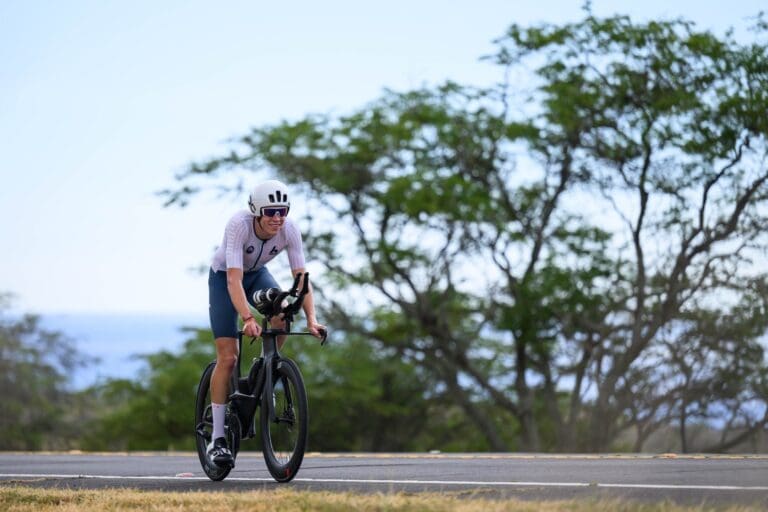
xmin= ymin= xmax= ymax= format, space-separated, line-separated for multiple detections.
xmin=210 ymin=210 xmax=305 ymax=273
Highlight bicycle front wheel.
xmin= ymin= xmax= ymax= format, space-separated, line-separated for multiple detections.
xmin=260 ymin=358 xmax=308 ymax=483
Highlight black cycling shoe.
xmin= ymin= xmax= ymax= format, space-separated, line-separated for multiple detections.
xmin=206 ymin=437 xmax=234 ymax=468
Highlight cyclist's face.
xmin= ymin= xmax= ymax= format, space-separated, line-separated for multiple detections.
xmin=258 ymin=211 xmax=285 ymax=236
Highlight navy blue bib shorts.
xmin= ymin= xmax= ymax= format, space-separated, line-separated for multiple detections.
xmin=208 ymin=266 xmax=279 ymax=338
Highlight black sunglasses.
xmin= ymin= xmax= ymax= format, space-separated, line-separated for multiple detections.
xmin=261 ymin=206 xmax=289 ymax=217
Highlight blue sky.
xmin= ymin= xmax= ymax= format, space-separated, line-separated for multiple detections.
xmin=1 ymin=1 xmax=764 ymax=315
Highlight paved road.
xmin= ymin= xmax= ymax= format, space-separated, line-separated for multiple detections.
xmin=1 ymin=452 xmax=767 ymax=506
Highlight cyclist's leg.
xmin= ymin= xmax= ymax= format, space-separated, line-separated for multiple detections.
xmin=271 ymin=317 xmax=288 ymax=349
xmin=211 ymin=337 xmax=238 ymax=403
xmin=208 ymin=270 xmax=240 ymax=443
xmin=244 ymin=267 xmax=288 ymax=348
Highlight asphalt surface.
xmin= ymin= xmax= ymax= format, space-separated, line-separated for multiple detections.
xmin=1 ymin=452 xmax=767 ymax=506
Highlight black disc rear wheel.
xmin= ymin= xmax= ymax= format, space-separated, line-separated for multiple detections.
xmin=195 ymin=361 xmax=241 ymax=481
xmin=260 ymin=358 xmax=308 ymax=483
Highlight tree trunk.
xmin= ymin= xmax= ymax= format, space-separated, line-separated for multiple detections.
xmin=439 ymin=364 xmax=509 ymax=451
xmin=680 ymin=404 xmax=688 ymax=454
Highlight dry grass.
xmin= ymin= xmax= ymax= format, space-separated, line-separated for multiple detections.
xmin=0 ymin=485 xmax=765 ymax=512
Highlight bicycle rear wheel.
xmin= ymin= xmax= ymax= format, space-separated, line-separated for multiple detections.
xmin=260 ymin=358 xmax=308 ymax=483
xmin=195 ymin=361 xmax=241 ymax=481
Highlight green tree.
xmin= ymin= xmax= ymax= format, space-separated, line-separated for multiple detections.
xmin=165 ymin=82 xmax=613 ymax=452
xmin=82 ymin=328 xmax=214 ymax=451
xmin=492 ymin=11 xmax=768 ymax=451
xmin=164 ymin=12 xmax=768 ymax=453
xmin=0 ymin=294 xmax=94 ymax=449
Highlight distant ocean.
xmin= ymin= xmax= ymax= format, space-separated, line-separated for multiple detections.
xmin=39 ymin=313 xmax=210 ymax=389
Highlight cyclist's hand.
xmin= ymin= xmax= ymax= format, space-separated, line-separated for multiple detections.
xmin=244 ymin=317 xmax=261 ymax=338
xmin=307 ymin=320 xmax=326 ymax=340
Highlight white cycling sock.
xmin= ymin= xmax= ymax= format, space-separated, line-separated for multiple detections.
xmin=211 ymin=402 xmax=226 ymax=441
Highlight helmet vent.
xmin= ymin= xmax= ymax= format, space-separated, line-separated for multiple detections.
xmin=269 ymin=190 xmax=287 ymax=203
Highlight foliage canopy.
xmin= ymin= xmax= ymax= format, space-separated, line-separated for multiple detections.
xmin=162 ymin=12 xmax=768 ymax=452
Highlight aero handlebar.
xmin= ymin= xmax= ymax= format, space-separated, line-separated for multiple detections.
xmin=251 ymin=272 xmax=327 ymax=344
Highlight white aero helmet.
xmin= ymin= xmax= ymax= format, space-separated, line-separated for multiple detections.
xmin=248 ymin=179 xmax=290 ymax=216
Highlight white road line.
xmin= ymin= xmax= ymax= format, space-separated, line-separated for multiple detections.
xmin=1 ymin=474 xmax=767 ymax=491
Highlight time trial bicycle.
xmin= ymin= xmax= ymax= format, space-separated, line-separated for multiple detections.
xmin=194 ymin=272 xmax=327 ymax=482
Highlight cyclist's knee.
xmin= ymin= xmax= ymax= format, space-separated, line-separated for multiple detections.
xmin=216 ymin=352 xmax=238 ymax=371
xmin=270 ymin=316 xmax=285 ymax=329
xmin=214 ymin=337 xmax=239 ymax=370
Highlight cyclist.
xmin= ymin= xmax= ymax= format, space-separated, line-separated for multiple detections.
xmin=206 ymin=179 xmax=325 ymax=467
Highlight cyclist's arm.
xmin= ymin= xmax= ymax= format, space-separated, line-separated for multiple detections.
xmin=292 ymin=268 xmax=324 ymax=337
xmin=226 ymin=267 xmax=260 ymax=335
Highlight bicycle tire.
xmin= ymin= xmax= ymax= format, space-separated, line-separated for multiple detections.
xmin=260 ymin=358 xmax=308 ymax=483
xmin=194 ymin=361 xmax=241 ymax=481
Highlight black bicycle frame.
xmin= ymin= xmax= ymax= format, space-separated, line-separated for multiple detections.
xmin=227 ymin=272 xmax=325 ymax=437
xmin=229 ymin=323 xmax=318 ymax=437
